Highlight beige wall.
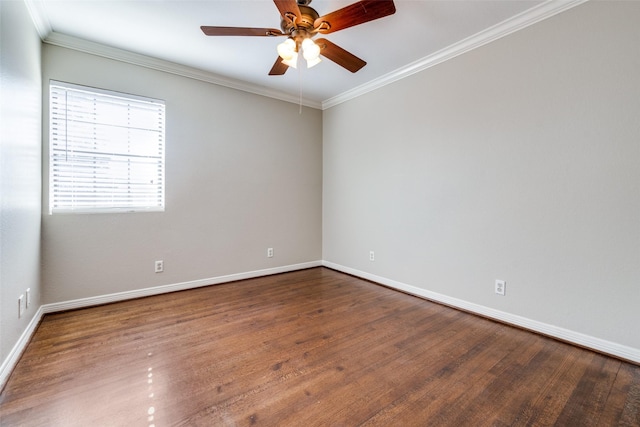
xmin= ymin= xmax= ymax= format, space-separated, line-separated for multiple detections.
xmin=323 ymin=1 xmax=640 ymax=350
xmin=41 ymin=45 xmax=323 ymax=303
xmin=0 ymin=0 xmax=43 ymax=371
xmin=3 ymin=0 xmax=639 ymax=378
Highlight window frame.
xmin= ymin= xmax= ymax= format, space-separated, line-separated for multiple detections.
xmin=48 ymin=80 xmax=166 ymax=214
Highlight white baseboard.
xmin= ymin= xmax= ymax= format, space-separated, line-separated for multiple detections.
xmin=0 ymin=305 xmax=44 ymax=391
xmin=1 ymin=260 xmax=321 ymax=390
xmin=323 ymin=261 xmax=640 ymax=364
xmin=3 ymin=258 xmax=637 ymax=392
xmin=41 ymin=261 xmax=321 ymax=314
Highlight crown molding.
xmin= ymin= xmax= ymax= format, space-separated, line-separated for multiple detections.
xmin=43 ymin=32 xmax=323 ymax=110
xmin=26 ymin=0 xmax=587 ymax=111
xmin=322 ymin=0 xmax=589 ymax=110
xmin=24 ymin=0 xmax=52 ymax=39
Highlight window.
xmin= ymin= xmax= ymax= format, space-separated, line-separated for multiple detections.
xmin=49 ymin=81 xmax=165 ymax=214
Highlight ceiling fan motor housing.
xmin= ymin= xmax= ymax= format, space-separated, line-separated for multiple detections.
xmin=281 ymin=5 xmax=320 ymax=35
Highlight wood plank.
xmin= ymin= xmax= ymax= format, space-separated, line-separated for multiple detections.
xmin=1 ymin=267 xmax=638 ymax=426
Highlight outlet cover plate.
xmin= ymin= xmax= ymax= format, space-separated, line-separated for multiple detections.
xmin=18 ymin=294 xmax=24 ymax=318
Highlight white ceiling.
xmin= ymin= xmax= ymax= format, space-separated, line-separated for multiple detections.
xmin=26 ymin=0 xmax=583 ymax=109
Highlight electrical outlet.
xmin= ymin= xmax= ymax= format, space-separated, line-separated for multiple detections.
xmin=155 ymin=260 xmax=164 ymax=273
xmin=495 ymin=280 xmax=506 ymax=296
xmin=26 ymin=288 xmax=31 ymax=309
xmin=18 ymin=294 xmax=24 ymax=318
xmin=267 ymin=248 xmax=274 ymax=258
xmin=369 ymin=251 xmax=375 ymax=261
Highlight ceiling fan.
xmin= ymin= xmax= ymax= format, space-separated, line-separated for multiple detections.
xmin=201 ymin=0 xmax=396 ymax=75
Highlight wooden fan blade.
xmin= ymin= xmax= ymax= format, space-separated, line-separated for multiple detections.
xmin=269 ymin=57 xmax=289 ymax=75
xmin=201 ymin=26 xmax=285 ymax=37
xmin=314 ymin=0 xmax=396 ymax=34
xmin=316 ymin=38 xmax=366 ymax=73
xmin=273 ymin=0 xmax=301 ymax=21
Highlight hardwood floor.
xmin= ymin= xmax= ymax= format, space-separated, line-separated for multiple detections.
xmin=1 ymin=267 xmax=639 ymax=426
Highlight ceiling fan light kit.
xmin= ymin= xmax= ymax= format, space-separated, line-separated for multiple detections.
xmin=305 ymin=54 xmax=322 ymax=69
xmin=301 ymin=38 xmax=321 ymax=61
xmin=282 ymin=51 xmax=299 ymax=69
xmin=200 ymin=0 xmax=396 ymax=75
xmin=277 ymin=38 xmax=297 ymax=61
xmin=276 ymin=36 xmax=321 ymax=69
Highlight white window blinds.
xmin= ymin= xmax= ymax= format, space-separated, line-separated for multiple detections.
xmin=49 ymin=81 xmax=165 ymax=214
